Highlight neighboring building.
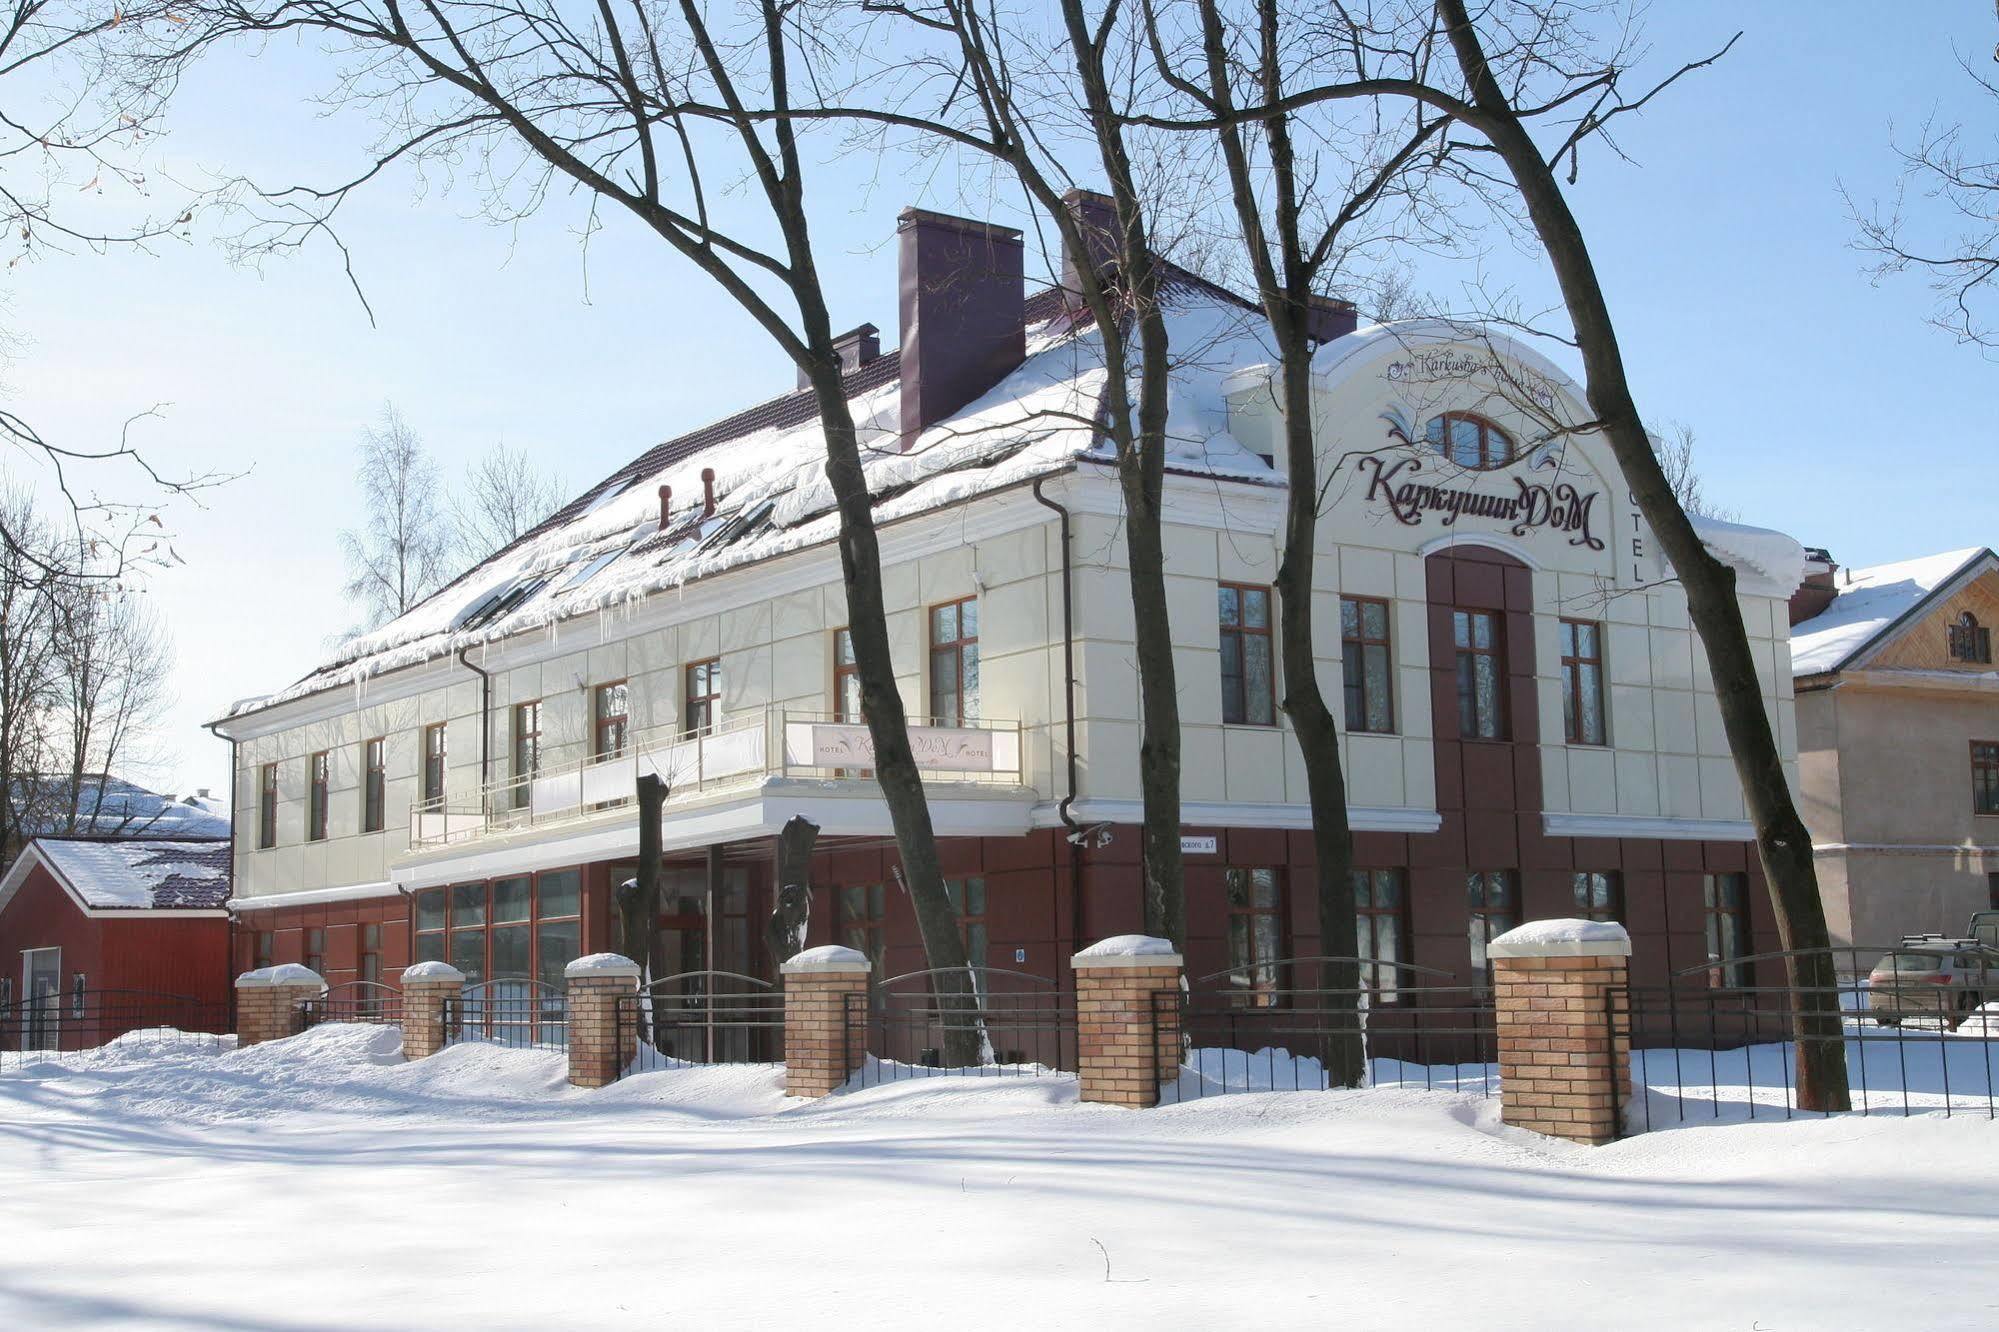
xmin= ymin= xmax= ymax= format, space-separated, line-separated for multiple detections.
xmin=1792 ymin=546 xmax=1999 ymax=955
xmin=4 ymin=774 xmax=231 ymax=868
xmin=0 ymin=838 xmax=232 ymax=1046
xmin=210 ymin=197 xmax=1805 ymax=1001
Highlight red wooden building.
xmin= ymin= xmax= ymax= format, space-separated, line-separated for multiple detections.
xmin=0 ymin=838 xmax=232 ymax=1049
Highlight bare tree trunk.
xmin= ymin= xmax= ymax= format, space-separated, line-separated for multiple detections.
xmin=1436 ymin=0 xmax=1848 ymax=1110
xmin=769 ymin=813 xmax=818 ymax=964
xmin=617 ymin=773 xmax=667 ymax=1043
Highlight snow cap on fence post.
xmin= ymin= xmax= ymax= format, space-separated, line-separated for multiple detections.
xmin=780 ymin=945 xmax=870 ymax=1098
xmin=1489 ymin=918 xmax=1633 ymax=1146
xmin=233 ymin=965 xmax=326 ymax=1049
xmin=400 ymin=961 xmax=466 ymax=1062
xmin=567 ymin=953 xmax=641 ymax=1089
xmin=1072 ymin=936 xmax=1183 ymax=1109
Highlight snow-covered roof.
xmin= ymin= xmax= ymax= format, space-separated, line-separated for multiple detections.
xmin=1791 ymin=548 xmax=1994 ymax=677
xmin=7 ymin=838 xmax=231 ymax=912
xmin=1689 ymin=516 xmax=1807 ymax=600
xmin=220 ymin=278 xmax=1277 ymax=722
xmin=11 ymin=775 xmax=229 ymax=840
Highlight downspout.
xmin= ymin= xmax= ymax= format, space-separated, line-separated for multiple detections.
xmin=1031 ymin=475 xmax=1086 ymax=954
xmin=457 ymin=646 xmax=492 ymax=791
xmin=203 ymin=718 xmax=238 ymax=1020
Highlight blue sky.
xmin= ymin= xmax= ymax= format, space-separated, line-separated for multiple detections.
xmin=5 ymin=1 xmax=1993 ymax=801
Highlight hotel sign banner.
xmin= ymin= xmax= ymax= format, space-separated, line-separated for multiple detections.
xmin=1354 ymin=454 xmax=1605 ymax=552
xmin=804 ymin=721 xmax=996 ymax=773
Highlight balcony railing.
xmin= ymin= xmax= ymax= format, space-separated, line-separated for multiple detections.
xmin=408 ymin=708 xmax=1025 ymax=850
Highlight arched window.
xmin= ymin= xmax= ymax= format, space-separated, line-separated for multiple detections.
xmin=1948 ymin=611 xmax=1992 ymax=664
xmin=1424 ymin=412 xmax=1515 ymax=470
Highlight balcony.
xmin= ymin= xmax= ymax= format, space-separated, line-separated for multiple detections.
xmin=408 ymin=709 xmax=1027 ymax=851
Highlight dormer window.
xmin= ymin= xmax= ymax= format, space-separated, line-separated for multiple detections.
xmin=1948 ymin=612 xmax=1992 ymax=665
xmin=1425 ymin=412 xmax=1515 ymax=471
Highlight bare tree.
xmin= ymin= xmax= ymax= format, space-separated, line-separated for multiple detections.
xmin=1651 ymin=423 xmax=1733 ymax=522
xmin=132 ymin=0 xmax=984 ymax=1057
xmin=340 ymin=404 xmax=453 ymax=631
xmin=1849 ymin=7 xmax=1999 ymax=350
xmin=48 ymin=573 xmax=173 ymax=832
xmin=0 ymin=485 xmax=61 ymax=858
xmin=452 ymin=442 xmax=563 ymax=563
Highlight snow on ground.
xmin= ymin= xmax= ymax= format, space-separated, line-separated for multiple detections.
xmin=2 ymin=1025 xmax=1996 ymax=1330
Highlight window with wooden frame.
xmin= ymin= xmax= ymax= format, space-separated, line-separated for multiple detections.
xmin=409 ymin=870 xmax=581 ymax=987
xmin=361 ymin=737 xmax=386 ymax=833
xmin=422 ymin=723 xmax=447 ymax=804
xmin=1225 ymin=867 xmax=1284 ymax=1006
xmin=685 ymin=659 xmax=722 ymax=734
xmin=1572 ymin=871 xmax=1622 ymax=923
xmin=1559 ymin=619 xmax=1607 ymax=746
xmin=833 ymin=629 xmax=861 ymax=723
xmin=1975 ymin=741 xmax=1999 ymax=816
xmin=1219 ymin=584 xmax=1277 ymax=726
xmin=839 ymin=883 xmax=887 ymax=968
xmin=511 ymin=702 xmax=541 ymax=809
xmin=928 ymin=598 xmax=980 ymax=726
xmin=594 ymin=682 xmax=629 ymax=759
xmin=1452 ymin=609 xmax=1508 ymax=740
xmin=1341 ymin=596 xmax=1393 ymax=733
xmin=1949 ymin=612 xmax=1993 ymax=665
xmin=946 ymin=878 xmax=987 ymax=967
xmin=359 ymin=923 xmax=383 ymax=984
xmin=307 ymin=751 xmax=330 ymax=842
xmin=254 ymin=931 xmax=274 ymax=970
xmin=304 ymin=927 xmax=325 ymax=976
xmin=258 ymin=762 xmax=278 ymax=849
xmin=1424 ymin=411 xmax=1516 ymax=470
xmin=1352 ymin=868 xmax=1407 ymax=1001
xmin=1466 ymin=870 xmax=1518 ymax=972
xmin=1703 ymin=872 xmax=1751 ymax=988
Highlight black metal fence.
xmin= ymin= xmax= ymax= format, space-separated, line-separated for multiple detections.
xmin=844 ymin=967 xmax=1077 ymax=1089
xmin=296 ymin=981 xmax=403 ymax=1032
xmin=0 ymin=989 xmax=232 ymax=1070
xmin=1626 ymin=944 xmax=1999 ymax=1130
xmin=1159 ymin=958 xmax=1500 ymax=1104
xmin=446 ymin=979 xmax=568 ymax=1050
xmin=620 ymin=970 xmax=784 ymax=1075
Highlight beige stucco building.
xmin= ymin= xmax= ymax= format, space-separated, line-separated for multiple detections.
xmin=1792 ymin=547 xmax=1999 ymax=956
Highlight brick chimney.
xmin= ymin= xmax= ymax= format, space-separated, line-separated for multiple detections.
xmin=1060 ymin=188 xmax=1121 ymax=308
xmin=1305 ymin=294 xmax=1358 ymax=343
xmin=797 ymin=323 xmax=882 ymax=391
xmin=898 ymin=209 xmax=1025 ymax=447
xmin=1789 ymin=546 xmax=1839 ymax=625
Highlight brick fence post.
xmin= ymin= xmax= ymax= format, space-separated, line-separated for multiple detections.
xmin=1072 ymin=935 xmax=1184 ymax=1108
xmin=234 ymin=965 xmax=326 ymax=1048
xmin=399 ymin=961 xmax=465 ymax=1060
xmin=1490 ymin=919 xmax=1633 ymax=1145
xmin=781 ymin=945 xmax=870 ymax=1098
xmin=567 ymin=953 xmax=641 ymax=1088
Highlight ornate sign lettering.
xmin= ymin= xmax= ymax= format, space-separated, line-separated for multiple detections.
xmin=1355 ymin=455 xmax=1606 ymax=551
xmin=810 ymin=722 xmax=996 ymax=773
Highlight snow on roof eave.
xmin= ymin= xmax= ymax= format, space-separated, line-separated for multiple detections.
xmin=1795 ymin=547 xmax=1999 ymax=679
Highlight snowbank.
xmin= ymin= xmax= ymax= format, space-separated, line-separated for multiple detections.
xmin=1074 ymin=934 xmax=1179 ymax=961
xmin=401 ymin=961 xmax=465 ymax=983
xmin=565 ymin=952 xmax=641 ymax=976
xmin=236 ymin=963 xmax=326 ymax=987
xmin=782 ymin=944 xmax=870 ymax=971
xmin=1486 ymin=918 xmax=1632 ymax=958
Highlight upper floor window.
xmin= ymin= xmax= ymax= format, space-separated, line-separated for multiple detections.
xmin=1704 ymin=873 xmax=1751 ymax=988
xmin=1425 ymin=412 xmax=1515 ymax=471
xmin=1949 ymin=612 xmax=1992 ymax=664
xmin=1219 ymin=584 xmax=1276 ymax=726
xmin=1453 ymin=609 xmax=1508 ymax=740
xmin=1225 ymin=867 xmax=1283 ymax=1006
xmin=512 ymin=702 xmax=542 ymax=809
xmin=362 ymin=737 xmax=386 ymax=833
xmin=929 ymin=598 xmax=979 ymax=726
xmin=833 ymin=629 xmax=861 ymax=722
xmin=422 ymin=723 xmax=447 ymax=804
xmin=1559 ymin=619 xmax=1607 ymax=745
xmin=1467 ymin=870 xmax=1518 ymax=972
xmin=594 ymin=682 xmax=629 ymax=759
xmin=1341 ymin=596 xmax=1393 ymax=733
xmin=258 ymin=763 xmax=278 ymax=849
xmin=1975 ymin=741 xmax=1999 ymax=816
xmin=686 ymin=659 xmax=722 ymax=734
xmin=1572 ymin=871 xmax=1622 ymax=923
xmin=307 ymin=751 xmax=330 ymax=842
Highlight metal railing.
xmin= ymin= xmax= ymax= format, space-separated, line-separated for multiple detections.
xmin=0 ymin=989 xmax=232 ymax=1070
xmin=844 ymin=967 xmax=1077 ymax=1088
xmin=411 ymin=707 xmax=1027 ymax=848
xmin=619 ymin=969 xmax=785 ymax=1075
xmin=1160 ymin=958 xmax=1499 ymax=1104
xmin=296 ymin=981 xmax=403 ymax=1031
xmin=446 ymin=979 xmax=568 ymax=1050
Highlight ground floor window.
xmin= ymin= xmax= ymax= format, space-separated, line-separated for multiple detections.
xmin=1704 ymin=872 xmax=1751 ymax=988
xmin=360 ymin=924 xmax=382 ymax=984
xmin=304 ymin=928 xmax=325 ymax=976
xmin=1226 ymin=867 xmax=1284 ymax=1006
xmin=1352 ymin=868 xmax=1406 ymax=1002
xmin=840 ymin=884 xmax=886 ymax=969
xmin=254 ymin=931 xmax=274 ymax=970
xmin=413 ymin=868 xmax=583 ymax=988
xmin=1572 ymin=871 xmax=1622 ymax=923
xmin=945 ymin=878 xmax=987 ymax=968
xmin=1467 ymin=870 xmax=1518 ymax=973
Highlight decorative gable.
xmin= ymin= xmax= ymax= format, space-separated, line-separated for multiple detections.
xmin=1870 ymin=569 xmax=1999 ymax=673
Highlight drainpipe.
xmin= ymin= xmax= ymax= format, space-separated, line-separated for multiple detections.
xmin=1031 ymin=475 xmax=1086 ymax=955
xmin=203 ymin=718 xmax=238 ymax=1011
xmin=457 ymin=646 xmax=492 ymax=792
